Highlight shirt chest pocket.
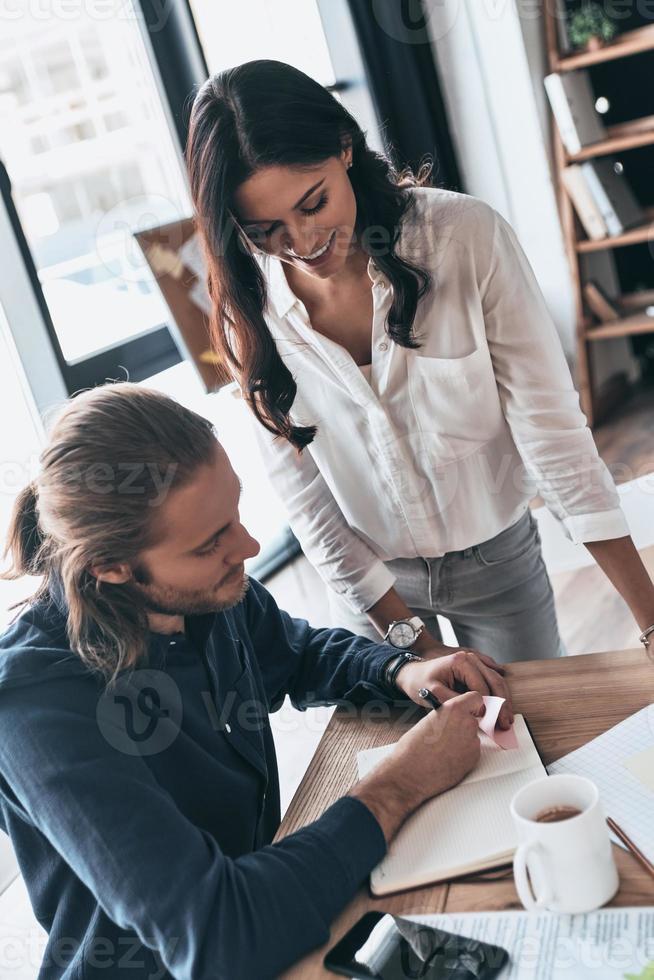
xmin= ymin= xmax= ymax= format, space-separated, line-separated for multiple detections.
xmin=409 ymin=346 xmax=500 ymax=458
xmin=413 ymin=345 xmax=486 ymax=381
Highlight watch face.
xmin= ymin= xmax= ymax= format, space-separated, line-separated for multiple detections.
xmin=389 ymin=621 xmax=416 ymax=649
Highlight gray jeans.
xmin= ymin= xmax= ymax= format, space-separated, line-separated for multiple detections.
xmin=328 ymin=509 xmax=565 ymax=663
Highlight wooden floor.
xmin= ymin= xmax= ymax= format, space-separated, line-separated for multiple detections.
xmin=593 ymin=385 xmax=654 ymax=485
xmin=550 ymin=385 xmax=654 ymax=654
xmin=552 ymin=544 xmax=654 ymax=655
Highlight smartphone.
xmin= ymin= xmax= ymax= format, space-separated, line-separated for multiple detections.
xmin=324 ymin=912 xmax=509 ymax=979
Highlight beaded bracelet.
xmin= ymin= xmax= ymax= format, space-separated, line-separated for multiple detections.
xmin=639 ymin=624 xmax=654 ymax=649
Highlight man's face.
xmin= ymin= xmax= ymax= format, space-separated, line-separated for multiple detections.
xmin=132 ymin=443 xmax=260 ymax=618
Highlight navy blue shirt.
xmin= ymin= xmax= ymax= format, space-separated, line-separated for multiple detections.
xmin=0 ymin=578 xmax=405 ymax=979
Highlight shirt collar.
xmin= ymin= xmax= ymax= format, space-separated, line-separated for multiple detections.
xmin=257 ymin=251 xmax=298 ymax=319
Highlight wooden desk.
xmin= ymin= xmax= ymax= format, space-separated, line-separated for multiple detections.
xmin=276 ymin=648 xmax=654 ymax=979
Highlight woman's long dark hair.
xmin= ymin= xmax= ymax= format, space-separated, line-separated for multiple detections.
xmin=186 ymin=59 xmax=432 ymax=451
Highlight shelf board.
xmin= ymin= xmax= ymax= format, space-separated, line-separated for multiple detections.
xmin=585 ymin=311 xmax=654 ymax=341
xmin=567 ymin=128 xmax=654 ymax=162
xmin=620 ymin=289 xmax=654 ymax=311
xmin=576 ymin=209 xmax=654 ymax=253
xmin=556 ymin=24 xmax=654 ymax=71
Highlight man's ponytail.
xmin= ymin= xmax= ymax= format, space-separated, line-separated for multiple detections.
xmin=2 ymin=481 xmax=48 ymax=579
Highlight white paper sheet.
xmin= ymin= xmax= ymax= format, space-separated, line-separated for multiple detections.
xmin=548 ymin=704 xmax=654 ymax=862
xmin=404 ymin=907 xmax=654 ymax=978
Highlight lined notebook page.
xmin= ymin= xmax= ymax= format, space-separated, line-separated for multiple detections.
xmin=358 ymin=715 xmax=541 ymax=786
xmin=356 ymin=715 xmax=546 ymax=895
xmin=548 ymin=704 xmax=654 ymax=863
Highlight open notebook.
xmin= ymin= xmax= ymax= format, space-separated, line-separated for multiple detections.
xmin=357 ymin=715 xmax=546 ymax=896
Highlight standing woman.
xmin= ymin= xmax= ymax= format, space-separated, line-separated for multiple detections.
xmin=185 ymin=60 xmax=654 ymax=666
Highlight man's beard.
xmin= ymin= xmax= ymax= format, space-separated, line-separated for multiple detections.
xmin=132 ymin=571 xmax=250 ymax=617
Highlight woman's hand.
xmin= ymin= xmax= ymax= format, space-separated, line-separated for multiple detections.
xmin=394 ymin=646 xmax=515 ymax=730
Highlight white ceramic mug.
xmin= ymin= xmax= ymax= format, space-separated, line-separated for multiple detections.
xmin=510 ymin=774 xmax=619 ymax=913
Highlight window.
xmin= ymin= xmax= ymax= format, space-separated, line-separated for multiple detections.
xmin=0 ymin=3 xmax=189 ymax=374
xmin=188 ymin=0 xmax=335 ymax=85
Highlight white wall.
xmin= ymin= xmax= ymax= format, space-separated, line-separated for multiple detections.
xmin=426 ymin=0 xmax=577 ymax=361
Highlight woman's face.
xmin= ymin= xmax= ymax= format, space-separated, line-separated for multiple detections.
xmin=233 ymin=149 xmax=358 ymax=280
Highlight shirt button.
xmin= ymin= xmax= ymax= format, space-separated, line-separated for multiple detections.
xmin=378 ymin=341 xmax=388 ymax=351
xmin=225 ymin=723 xmax=232 ymax=734
xmin=169 ymin=640 xmax=176 ymax=647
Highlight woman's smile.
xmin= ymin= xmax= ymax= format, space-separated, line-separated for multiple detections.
xmin=285 ymin=229 xmax=337 ymax=267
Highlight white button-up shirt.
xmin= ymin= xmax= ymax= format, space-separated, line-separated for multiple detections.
xmin=248 ymin=188 xmax=628 ymax=614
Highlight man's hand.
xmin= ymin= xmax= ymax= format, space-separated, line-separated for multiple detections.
xmin=394 ymin=646 xmax=515 ymax=730
xmin=350 ymin=692 xmax=485 ymax=842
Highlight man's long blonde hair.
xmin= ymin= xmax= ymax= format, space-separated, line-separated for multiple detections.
xmin=2 ymin=383 xmax=218 ymax=687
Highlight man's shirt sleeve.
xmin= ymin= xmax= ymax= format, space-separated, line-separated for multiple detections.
xmin=243 ymin=578 xmax=408 ymax=711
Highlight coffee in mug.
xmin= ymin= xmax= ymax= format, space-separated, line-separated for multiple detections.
xmin=535 ymin=804 xmax=582 ymax=824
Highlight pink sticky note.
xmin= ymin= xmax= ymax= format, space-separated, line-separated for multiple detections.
xmin=492 ymin=724 xmax=519 ymax=750
xmin=479 ymin=695 xmax=519 ymax=749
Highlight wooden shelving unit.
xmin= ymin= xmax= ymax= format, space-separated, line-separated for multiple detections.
xmin=543 ymin=14 xmax=654 ymax=425
xmin=553 ymin=22 xmax=654 ymax=70
xmin=568 ymin=127 xmax=654 ymax=162
xmin=575 ymin=206 xmax=654 ymax=253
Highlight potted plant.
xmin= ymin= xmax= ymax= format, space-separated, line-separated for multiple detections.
xmin=568 ymin=4 xmax=617 ymax=52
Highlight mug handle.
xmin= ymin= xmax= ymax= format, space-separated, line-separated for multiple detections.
xmin=513 ymin=841 xmax=553 ymax=910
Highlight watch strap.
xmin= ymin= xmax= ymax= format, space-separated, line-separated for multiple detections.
xmin=383 ymin=651 xmax=423 ymax=693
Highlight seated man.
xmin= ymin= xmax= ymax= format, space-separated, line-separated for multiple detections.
xmin=0 ymin=382 xmax=513 ymax=980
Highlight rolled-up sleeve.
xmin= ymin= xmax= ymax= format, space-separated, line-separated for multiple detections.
xmin=481 ymin=207 xmax=629 ymax=544
xmin=250 ymin=417 xmax=395 ymax=612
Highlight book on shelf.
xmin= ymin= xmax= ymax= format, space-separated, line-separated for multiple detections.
xmin=544 ymin=69 xmax=607 ymax=154
xmin=562 ymin=158 xmax=645 ymax=242
xmin=580 ymin=158 xmax=645 ymax=236
xmin=562 ymin=164 xmax=608 ymax=239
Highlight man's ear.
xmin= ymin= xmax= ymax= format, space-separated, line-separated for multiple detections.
xmin=89 ymin=563 xmax=132 ymax=585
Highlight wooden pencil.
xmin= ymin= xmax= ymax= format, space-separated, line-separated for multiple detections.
xmin=607 ymin=816 xmax=654 ymax=880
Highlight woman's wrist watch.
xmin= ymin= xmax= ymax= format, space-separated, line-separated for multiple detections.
xmin=381 ymin=616 xmax=426 ymax=694
xmin=384 ymin=615 xmax=425 ymax=650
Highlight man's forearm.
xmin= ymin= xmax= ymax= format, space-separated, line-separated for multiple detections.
xmin=585 ymin=535 xmax=654 ymax=634
xmin=348 ymin=758 xmax=422 ymax=843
